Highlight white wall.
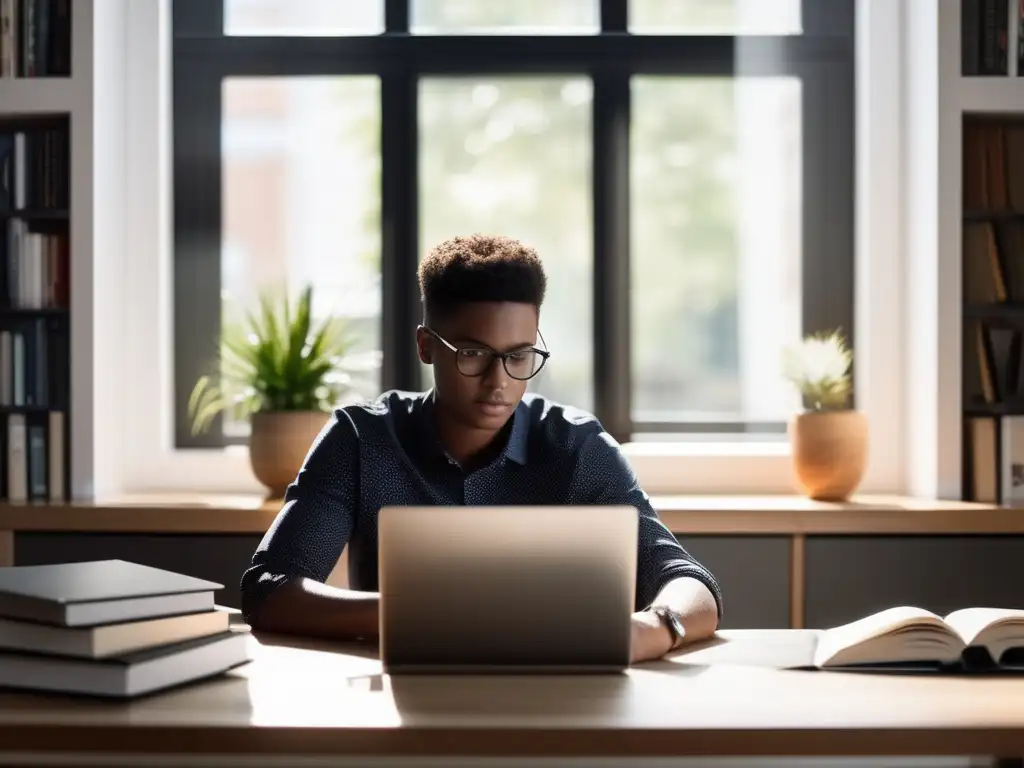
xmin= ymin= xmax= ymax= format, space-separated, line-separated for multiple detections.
xmin=901 ymin=0 xmax=971 ymax=500
xmin=88 ymin=0 xmax=931 ymax=498
xmin=65 ymin=0 xmax=131 ymax=499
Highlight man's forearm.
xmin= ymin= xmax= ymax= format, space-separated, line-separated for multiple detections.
xmin=654 ymin=575 xmax=720 ymax=642
xmin=632 ymin=576 xmax=720 ymax=661
xmin=247 ymin=577 xmax=380 ymax=641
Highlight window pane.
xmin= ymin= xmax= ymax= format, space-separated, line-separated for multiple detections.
xmin=412 ymin=0 xmax=599 ymax=34
xmin=630 ymin=76 xmax=802 ymax=425
xmin=224 ymin=0 xmax=384 ymax=36
xmin=222 ymin=77 xmax=382 ymax=439
xmin=419 ymin=77 xmax=594 ymax=411
xmin=629 ymin=0 xmax=801 ymax=35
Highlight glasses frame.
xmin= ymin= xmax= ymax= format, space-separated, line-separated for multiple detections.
xmin=420 ymin=325 xmax=551 ymax=381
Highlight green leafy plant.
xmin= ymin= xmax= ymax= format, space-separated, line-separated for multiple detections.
xmin=781 ymin=329 xmax=853 ymax=411
xmin=187 ymin=285 xmax=357 ymax=435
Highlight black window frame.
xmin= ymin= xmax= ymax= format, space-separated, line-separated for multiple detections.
xmin=171 ymin=0 xmax=855 ymax=448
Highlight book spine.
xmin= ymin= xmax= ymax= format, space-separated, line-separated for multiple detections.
xmin=47 ymin=410 xmax=63 ymax=502
xmin=1019 ymin=0 xmax=1024 ymax=73
xmin=7 ymin=413 xmax=27 ymax=503
xmin=0 ymin=0 xmax=15 ymax=78
xmin=965 ymin=0 xmax=982 ymax=74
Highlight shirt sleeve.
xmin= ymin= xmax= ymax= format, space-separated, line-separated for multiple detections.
xmin=239 ymin=408 xmax=359 ymax=624
xmin=567 ymin=430 xmax=724 ymax=619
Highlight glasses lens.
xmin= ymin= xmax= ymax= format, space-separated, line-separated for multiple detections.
xmin=455 ymin=349 xmax=547 ymax=379
xmin=503 ymin=350 xmax=544 ymax=380
xmin=456 ymin=349 xmax=493 ymax=376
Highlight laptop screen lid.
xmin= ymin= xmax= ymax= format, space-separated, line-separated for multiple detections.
xmin=378 ymin=504 xmax=638 ymax=673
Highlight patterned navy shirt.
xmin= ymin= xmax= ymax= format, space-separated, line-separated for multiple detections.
xmin=240 ymin=390 xmax=723 ymax=624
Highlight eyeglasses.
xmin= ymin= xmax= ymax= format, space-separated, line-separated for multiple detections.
xmin=420 ymin=326 xmax=551 ymax=381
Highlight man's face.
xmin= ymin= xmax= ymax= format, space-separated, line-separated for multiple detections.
xmin=418 ymin=301 xmax=540 ymax=431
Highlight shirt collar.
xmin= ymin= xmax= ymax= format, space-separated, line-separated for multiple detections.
xmin=416 ymin=390 xmax=529 ymax=466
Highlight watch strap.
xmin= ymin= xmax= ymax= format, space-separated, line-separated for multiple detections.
xmin=651 ymin=605 xmax=686 ymax=650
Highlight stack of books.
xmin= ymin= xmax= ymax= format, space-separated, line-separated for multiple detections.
xmin=0 ymin=559 xmax=251 ymax=698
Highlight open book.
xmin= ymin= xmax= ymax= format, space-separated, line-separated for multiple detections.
xmin=811 ymin=606 xmax=1024 ymax=671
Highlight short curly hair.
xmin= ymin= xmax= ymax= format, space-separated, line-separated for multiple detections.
xmin=418 ymin=234 xmax=547 ymax=322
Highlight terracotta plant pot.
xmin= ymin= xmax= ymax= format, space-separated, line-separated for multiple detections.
xmin=788 ymin=409 xmax=868 ymax=501
xmin=249 ymin=410 xmax=331 ymax=500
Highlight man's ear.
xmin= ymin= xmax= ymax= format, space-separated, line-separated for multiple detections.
xmin=415 ymin=326 xmax=433 ymax=364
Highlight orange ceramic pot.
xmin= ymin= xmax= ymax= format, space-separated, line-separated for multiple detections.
xmin=788 ymin=410 xmax=868 ymax=501
xmin=248 ymin=410 xmax=331 ymax=499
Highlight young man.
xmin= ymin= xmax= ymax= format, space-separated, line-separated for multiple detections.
xmin=241 ymin=234 xmax=723 ymax=662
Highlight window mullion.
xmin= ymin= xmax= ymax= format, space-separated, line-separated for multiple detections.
xmin=385 ymin=0 xmax=409 ymax=33
xmin=173 ymin=0 xmax=223 ymax=38
xmin=172 ymin=62 xmax=224 ymax=447
xmin=593 ymin=67 xmax=632 ymax=442
xmin=381 ymin=67 xmax=422 ymax=392
xmin=600 ymin=0 xmax=628 ymax=33
xmin=800 ymin=61 xmax=856 ymax=400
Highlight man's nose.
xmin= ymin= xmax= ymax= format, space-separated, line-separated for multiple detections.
xmin=482 ymin=355 xmax=509 ymax=388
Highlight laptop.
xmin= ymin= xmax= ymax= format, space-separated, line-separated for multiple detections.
xmin=378 ymin=504 xmax=638 ymax=674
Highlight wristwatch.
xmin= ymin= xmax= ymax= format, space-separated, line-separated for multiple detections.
xmin=651 ymin=605 xmax=687 ymax=651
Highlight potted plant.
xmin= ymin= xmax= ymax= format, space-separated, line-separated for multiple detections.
xmin=188 ymin=284 xmax=358 ymax=499
xmin=781 ymin=329 xmax=868 ymax=501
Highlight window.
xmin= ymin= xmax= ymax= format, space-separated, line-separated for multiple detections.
xmin=628 ymin=0 xmax=802 ymax=35
xmin=410 ymin=0 xmax=600 ymax=35
xmin=172 ymin=0 xmax=854 ymax=448
xmin=223 ymin=0 xmax=385 ymax=36
xmin=630 ymin=76 xmax=802 ymax=427
xmin=220 ymin=76 xmax=383 ymax=439
xmin=418 ymin=77 xmax=594 ymax=410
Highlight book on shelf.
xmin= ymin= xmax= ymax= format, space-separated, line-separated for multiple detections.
xmin=0 ymin=560 xmax=252 ymax=698
xmin=962 ymin=116 xmax=1024 ymax=503
xmin=963 ymin=121 xmax=1024 ymax=213
xmin=802 ymin=605 xmax=1024 ymax=673
xmin=0 ymin=126 xmax=69 ymax=213
xmin=964 ymin=413 xmax=1024 ymax=503
xmin=0 ymin=119 xmax=70 ymax=503
xmin=961 ymin=0 xmax=1022 ymax=76
xmin=0 ymin=0 xmax=72 ymax=79
xmin=1 ymin=125 xmax=71 ymax=312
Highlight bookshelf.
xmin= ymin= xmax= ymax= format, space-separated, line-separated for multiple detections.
xmin=0 ymin=0 xmax=74 ymax=503
xmin=959 ymin=2 xmax=1024 ymax=503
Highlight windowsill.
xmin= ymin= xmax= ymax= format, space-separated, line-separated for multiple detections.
xmin=0 ymin=493 xmax=1008 ymax=536
xmin=620 ymin=439 xmax=793 ymax=494
xmin=621 ymin=440 xmax=789 ymax=458
xmin=122 ymin=438 xmax=797 ymax=495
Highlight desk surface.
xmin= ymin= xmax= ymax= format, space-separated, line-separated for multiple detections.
xmin=1 ymin=630 xmax=1024 ymax=759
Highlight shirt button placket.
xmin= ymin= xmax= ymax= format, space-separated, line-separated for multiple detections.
xmin=465 ymin=460 xmax=502 ymax=505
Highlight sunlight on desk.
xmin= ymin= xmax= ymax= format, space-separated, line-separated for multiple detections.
xmin=235 ymin=633 xmax=1024 ymax=732
xmin=239 ymin=637 xmax=401 ymax=728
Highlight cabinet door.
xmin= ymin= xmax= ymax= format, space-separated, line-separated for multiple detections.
xmin=679 ymin=536 xmax=791 ymax=629
xmin=805 ymin=535 xmax=1024 ymax=629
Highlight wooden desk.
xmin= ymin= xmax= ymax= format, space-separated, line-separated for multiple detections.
xmin=0 ymin=630 xmax=1023 ymax=764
